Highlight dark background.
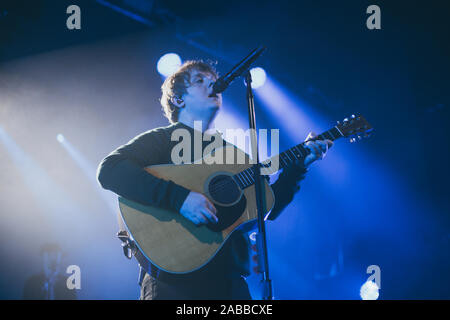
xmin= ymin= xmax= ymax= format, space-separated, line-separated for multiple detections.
xmin=0 ymin=0 xmax=448 ymax=299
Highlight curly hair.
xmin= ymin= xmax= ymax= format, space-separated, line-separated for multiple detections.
xmin=160 ymin=60 xmax=218 ymax=123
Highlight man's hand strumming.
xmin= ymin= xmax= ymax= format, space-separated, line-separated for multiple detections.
xmin=180 ymin=191 xmax=219 ymax=226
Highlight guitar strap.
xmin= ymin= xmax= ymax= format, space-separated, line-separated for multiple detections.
xmin=116 ymin=210 xmax=157 ymax=285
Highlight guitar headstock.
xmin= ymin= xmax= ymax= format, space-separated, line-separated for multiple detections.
xmin=336 ymin=115 xmax=373 ymax=143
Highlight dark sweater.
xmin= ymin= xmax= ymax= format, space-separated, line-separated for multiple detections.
xmin=97 ymin=122 xmax=306 ymax=282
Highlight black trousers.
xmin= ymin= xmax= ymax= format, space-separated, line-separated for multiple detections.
xmin=140 ymin=272 xmax=252 ymax=300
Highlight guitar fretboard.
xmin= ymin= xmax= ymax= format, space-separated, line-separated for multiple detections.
xmin=232 ymin=126 xmax=343 ymax=189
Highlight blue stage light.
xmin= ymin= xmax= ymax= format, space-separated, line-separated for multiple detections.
xmin=56 ymin=134 xmax=65 ymax=143
xmin=249 ymin=67 xmax=267 ymax=89
xmin=157 ymin=53 xmax=182 ymax=77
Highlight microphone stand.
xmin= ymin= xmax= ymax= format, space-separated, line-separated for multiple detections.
xmin=244 ymin=70 xmax=273 ymax=300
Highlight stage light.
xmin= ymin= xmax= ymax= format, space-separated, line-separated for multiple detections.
xmin=360 ymin=280 xmax=379 ymax=300
xmin=56 ymin=134 xmax=65 ymax=143
xmin=249 ymin=67 xmax=266 ymax=89
xmin=56 ymin=134 xmax=118 ymax=213
xmin=157 ymin=53 xmax=182 ymax=77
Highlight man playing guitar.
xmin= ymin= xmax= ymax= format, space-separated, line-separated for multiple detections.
xmin=97 ymin=60 xmax=332 ymax=299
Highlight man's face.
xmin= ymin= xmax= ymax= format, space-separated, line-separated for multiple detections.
xmin=182 ymin=69 xmax=222 ymax=114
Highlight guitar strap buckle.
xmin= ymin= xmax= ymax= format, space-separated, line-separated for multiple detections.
xmin=117 ymin=230 xmax=136 ymax=260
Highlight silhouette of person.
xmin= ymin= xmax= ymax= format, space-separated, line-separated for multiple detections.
xmin=23 ymin=243 xmax=77 ymax=300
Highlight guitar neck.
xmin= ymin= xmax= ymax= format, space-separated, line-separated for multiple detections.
xmin=233 ymin=126 xmax=344 ymax=189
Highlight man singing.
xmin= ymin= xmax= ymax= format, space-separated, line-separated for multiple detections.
xmin=97 ymin=60 xmax=332 ymax=299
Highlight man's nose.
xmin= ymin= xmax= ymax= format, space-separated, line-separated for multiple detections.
xmin=206 ymin=79 xmax=216 ymax=96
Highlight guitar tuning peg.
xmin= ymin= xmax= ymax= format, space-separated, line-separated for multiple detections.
xmin=349 ymin=137 xmax=356 ymax=143
xmin=357 ymin=135 xmax=363 ymax=140
xmin=351 ymin=114 xmax=356 ymax=118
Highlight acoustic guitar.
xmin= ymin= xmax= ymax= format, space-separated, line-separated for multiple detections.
xmin=118 ymin=115 xmax=373 ymax=273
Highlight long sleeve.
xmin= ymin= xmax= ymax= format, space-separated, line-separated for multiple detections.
xmin=97 ymin=127 xmax=190 ymax=213
xmin=266 ymin=164 xmax=308 ymax=221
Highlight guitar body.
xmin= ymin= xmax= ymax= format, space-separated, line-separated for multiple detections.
xmin=118 ymin=145 xmax=275 ymax=274
xmin=116 ymin=115 xmax=373 ymax=274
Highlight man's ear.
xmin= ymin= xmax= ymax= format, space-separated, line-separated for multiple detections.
xmin=171 ymin=96 xmax=185 ymax=108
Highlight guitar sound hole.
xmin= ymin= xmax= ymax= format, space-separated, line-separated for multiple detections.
xmin=206 ymin=174 xmax=246 ymax=232
xmin=208 ymin=174 xmax=241 ymax=205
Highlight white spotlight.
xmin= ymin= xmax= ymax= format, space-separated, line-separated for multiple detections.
xmin=249 ymin=67 xmax=267 ymax=89
xmin=157 ymin=53 xmax=182 ymax=77
xmin=56 ymin=134 xmax=65 ymax=143
xmin=360 ymin=280 xmax=380 ymax=300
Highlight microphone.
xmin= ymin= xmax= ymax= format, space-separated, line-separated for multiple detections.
xmin=209 ymin=46 xmax=266 ymax=96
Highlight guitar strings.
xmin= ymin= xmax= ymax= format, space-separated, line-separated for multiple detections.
xmin=198 ymin=134 xmax=334 ymax=196
xmin=206 ymin=146 xmax=307 ymax=195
